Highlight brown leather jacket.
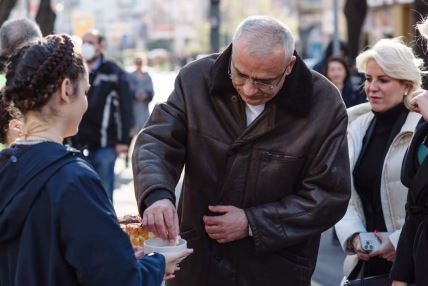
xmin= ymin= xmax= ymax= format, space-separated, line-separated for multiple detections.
xmin=132 ymin=45 xmax=351 ymax=286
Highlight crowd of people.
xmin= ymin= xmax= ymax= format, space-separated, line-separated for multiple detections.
xmin=0 ymin=13 xmax=427 ymax=286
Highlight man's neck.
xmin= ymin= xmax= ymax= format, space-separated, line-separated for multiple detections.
xmin=86 ymin=56 xmax=102 ymax=71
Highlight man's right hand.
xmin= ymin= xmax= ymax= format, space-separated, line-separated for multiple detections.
xmin=351 ymin=235 xmax=371 ymax=261
xmin=142 ymin=199 xmax=179 ymax=243
xmin=392 ymin=281 xmax=408 ymax=286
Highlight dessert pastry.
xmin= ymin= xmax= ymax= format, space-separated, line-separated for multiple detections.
xmin=119 ymin=214 xmax=154 ymax=247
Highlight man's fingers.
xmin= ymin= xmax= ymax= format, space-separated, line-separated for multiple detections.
xmin=154 ymin=213 xmax=168 ymax=240
xmin=209 ymin=205 xmax=231 ymax=213
xmin=164 ymin=208 xmax=176 ymax=241
xmin=142 ymin=213 xmax=148 ymax=227
xmin=203 ymin=215 xmax=222 ymax=225
xmin=164 ymin=207 xmax=175 ymax=228
xmin=146 ymin=213 xmax=155 ymax=233
xmin=205 ymin=224 xmax=221 ymax=235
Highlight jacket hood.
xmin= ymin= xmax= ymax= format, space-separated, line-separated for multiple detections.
xmin=0 ymin=142 xmax=79 ymax=242
xmin=208 ymin=44 xmax=314 ymax=117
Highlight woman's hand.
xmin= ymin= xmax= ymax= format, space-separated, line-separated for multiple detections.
xmin=163 ymin=248 xmax=193 ymax=280
xmin=392 ymin=281 xmax=408 ymax=286
xmin=369 ymin=232 xmax=396 ymax=262
xmin=133 ymin=246 xmax=145 ymax=259
xmin=351 ymin=235 xmax=371 ymax=261
xmin=410 ymin=90 xmax=428 ymax=121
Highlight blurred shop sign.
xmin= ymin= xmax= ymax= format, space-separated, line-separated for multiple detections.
xmin=71 ymin=12 xmax=94 ymax=38
xmin=368 ymin=0 xmax=413 ymax=7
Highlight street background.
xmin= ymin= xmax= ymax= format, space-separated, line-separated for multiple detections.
xmin=113 ymin=71 xmax=346 ymax=286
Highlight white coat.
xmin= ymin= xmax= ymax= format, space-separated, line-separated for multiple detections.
xmin=335 ymin=102 xmax=421 ymax=277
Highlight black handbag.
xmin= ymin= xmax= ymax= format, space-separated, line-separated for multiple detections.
xmin=344 ymin=274 xmax=390 ymax=286
xmin=343 ymin=261 xmax=390 ymax=286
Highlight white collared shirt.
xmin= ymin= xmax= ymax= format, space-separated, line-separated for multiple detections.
xmin=245 ymin=103 xmax=265 ymax=126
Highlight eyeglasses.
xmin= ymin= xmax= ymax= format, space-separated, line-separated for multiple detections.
xmin=228 ymin=59 xmax=288 ymax=91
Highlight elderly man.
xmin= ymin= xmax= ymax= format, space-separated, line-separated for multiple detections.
xmin=0 ymin=18 xmax=42 ymax=78
xmin=133 ymin=16 xmax=351 ymax=286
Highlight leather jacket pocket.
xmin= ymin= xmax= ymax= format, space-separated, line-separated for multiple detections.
xmin=253 ymin=150 xmax=305 ymax=204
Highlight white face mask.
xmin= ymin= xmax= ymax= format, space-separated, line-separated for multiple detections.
xmin=81 ymin=43 xmax=96 ymax=61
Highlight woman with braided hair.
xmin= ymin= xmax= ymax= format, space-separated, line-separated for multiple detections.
xmin=0 ymin=34 xmax=191 ymax=286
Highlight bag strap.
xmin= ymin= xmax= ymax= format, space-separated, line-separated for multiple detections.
xmin=348 ymin=260 xmax=363 ymax=280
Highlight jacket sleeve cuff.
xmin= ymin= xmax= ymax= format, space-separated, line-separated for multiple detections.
xmin=144 ymin=189 xmax=175 ymax=208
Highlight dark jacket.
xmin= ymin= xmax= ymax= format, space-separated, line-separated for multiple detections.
xmin=341 ymin=78 xmax=365 ymax=108
xmin=72 ymin=55 xmax=134 ymax=149
xmin=132 ymin=45 xmax=351 ymax=286
xmin=0 ymin=142 xmax=164 ymax=286
xmin=391 ymin=121 xmax=428 ymax=285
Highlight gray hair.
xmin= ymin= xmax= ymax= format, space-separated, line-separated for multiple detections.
xmin=0 ymin=18 xmax=42 ymax=71
xmin=232 ymin=16 xmax=295 ymax=60
xmin=0 ymin=18 xmax=42 ymax=56
xmin=356 ymin=38 xmax=426 ymax=109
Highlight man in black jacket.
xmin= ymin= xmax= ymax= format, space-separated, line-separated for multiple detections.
xmin=71 ymin=30 xmax=133 ymax=201
xmin=132 ymin=16 xmax=351 ymax=286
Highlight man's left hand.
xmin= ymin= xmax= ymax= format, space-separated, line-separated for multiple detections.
xmin=203 ymin=205 xmax=249 ymax=244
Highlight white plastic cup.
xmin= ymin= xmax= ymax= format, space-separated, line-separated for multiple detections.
xmin=143 ymin=237 xmax=187 ymax=254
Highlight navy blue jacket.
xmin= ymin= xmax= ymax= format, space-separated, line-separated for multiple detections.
xmin=0 ymin=142 xmax=164 ymax=286
xmin=72 ymin=55 xmax=134 ymax=149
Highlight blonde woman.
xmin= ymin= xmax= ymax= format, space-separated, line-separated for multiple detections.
xmin=391 ymin=18 xmax=428 ymax=286
xmin=335 ymin=38 xmax=424 ymax=282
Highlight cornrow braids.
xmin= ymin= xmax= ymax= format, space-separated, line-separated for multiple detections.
xmin=3 ymin=34 xmax=86 ymax=114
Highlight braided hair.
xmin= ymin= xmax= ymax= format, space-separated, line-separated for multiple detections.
xmin=3 ymin=34 xmax=86 ymax=114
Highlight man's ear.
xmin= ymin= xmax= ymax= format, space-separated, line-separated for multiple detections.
xmin=286 ymin=55 xmax=297 ymax=75
xmin=59 ymin=78 xmax=73 ymax=103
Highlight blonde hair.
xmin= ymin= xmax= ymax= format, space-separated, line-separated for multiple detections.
xmin=356 ymin=38 xmax=425 ymax=109
xmin=417 ymin=18 xmax=428 ymax=40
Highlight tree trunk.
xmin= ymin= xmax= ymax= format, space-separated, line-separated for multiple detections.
xmin=344 ymin=0 xmax=367 ymax=64
xmin=0 ymin=0 xmax=18 ymax=28
xmin=36 ymin=0 xmax=56 ymax=36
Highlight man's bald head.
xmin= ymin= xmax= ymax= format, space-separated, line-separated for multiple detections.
xmin=0 ymin=18 xmax=42 ymax=71
xmin=0 ymin=18 xmax=42 ymax=56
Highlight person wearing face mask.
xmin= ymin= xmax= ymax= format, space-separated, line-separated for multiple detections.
xmin=70 ymin=30 xmax=133 ymax=201
xmin=335 ymin=38 xmax=424 ymax=284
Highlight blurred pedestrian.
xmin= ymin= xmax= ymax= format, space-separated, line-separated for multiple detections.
xmin=335 ymin=38 xmax=424 ymax=283
xmin=70 ymin=30 xmax=134 ymax=201
xmin=129 ymin=55 xmax=154 ymax=136
xmin=0 ymin=18 xmax=42 ymax=86
xmin=132 ymin=15 xmax=351 ymax=286
xmin=391 ymin=18 xmax=428 ymax=286
xmin=324 ymin=56 xmax=365 ymax=108
xmin=0 ymin=34 xmax=191 ymax=286
xmin=313 ymin=40 xmax=348 ymax=74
